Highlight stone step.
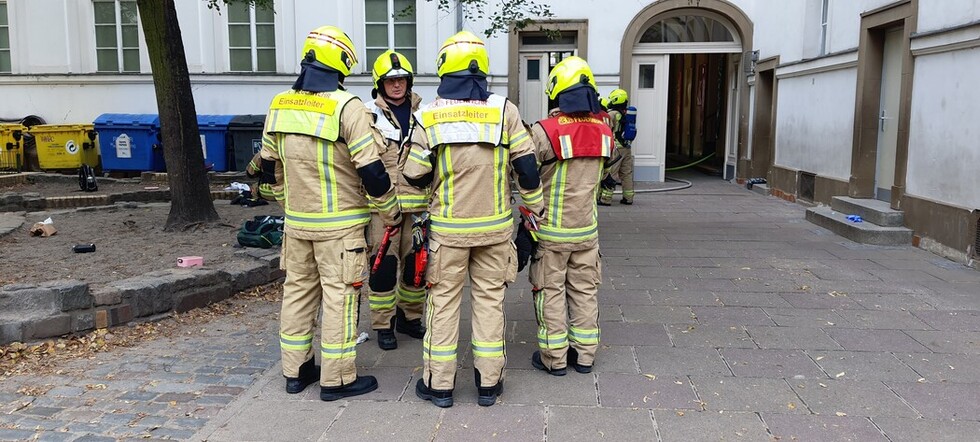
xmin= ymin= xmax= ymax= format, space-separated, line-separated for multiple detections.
xmin=831 ymin=196 xmax=905 ymax=227
xmin=805 ymin=205 xmax=913 ymax=246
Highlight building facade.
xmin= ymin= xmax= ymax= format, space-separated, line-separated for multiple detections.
xmin=0 ymin=0 xmax=978 ymax=260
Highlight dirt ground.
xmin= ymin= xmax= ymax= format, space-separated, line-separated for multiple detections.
xmin=0 ymin=201 xmax=284 ymax=288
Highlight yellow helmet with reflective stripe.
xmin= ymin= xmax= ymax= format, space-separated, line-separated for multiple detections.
xmin=600 ymin=97 xmax=610 ymax=109
xmin=545 ymin=56 xmax=597 ymax=100
xmin=301 ymin=26 xmax=357 ymax=76
xmin=372 ymin=50 xmax=414 ymax=86
xmin=608 ymin=89 xmax=629 ymax=106
xmin=437 ymin=31 xmax=489 ymax=77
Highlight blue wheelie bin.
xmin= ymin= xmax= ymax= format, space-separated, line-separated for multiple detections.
xmin=94 ymin=114 xmax=164 ymax=172
xmin=197 ymin=115 xmax=235 ymax=172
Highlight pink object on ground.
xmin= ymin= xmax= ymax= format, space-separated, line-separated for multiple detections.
xmin=177 ymin=256 xmax=204 ymax=267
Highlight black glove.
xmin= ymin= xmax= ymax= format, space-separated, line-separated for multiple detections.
xmin=601 ymin=174 xmax=617 ymax=190
xmin=515 ymin=222 xmax=538 ymax=273
xmin=259 ymin=158 xmax=277 ymax=184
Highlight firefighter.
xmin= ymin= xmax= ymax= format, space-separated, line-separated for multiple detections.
xmin=260 ymin=26 xmax=401 ymax=401
xmin=364 ymin=50 xmax=428 ymax=350
xmin=403 ymin=31 xmax=544 ymax=408
xmin=598 ymin=89 xmax=634 ymax=205
xmin=528 ymin=56 xmax=610 ymax=376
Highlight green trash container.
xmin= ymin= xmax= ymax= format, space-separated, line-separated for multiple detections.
xmin=228 ymin=115 xmax=267 ymax=172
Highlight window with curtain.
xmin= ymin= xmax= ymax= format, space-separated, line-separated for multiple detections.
xmin=94 ymin=0 xmax=140 ymax=72
xmin=228 ymin=2 xmax=276 ymax=72
xmin=0 ymin=2 xmax=10 ymax=73
xmin=364 ymin=0 xmax=416 ymax=70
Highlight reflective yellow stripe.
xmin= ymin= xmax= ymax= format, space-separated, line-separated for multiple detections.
xmin=510 ymin=128 xmax=530 ymax=148
xmin=397 ymin=286 xmax=426 ymax=303
xmin=494 ymin=146 xmax=506 ymax=214
xmin=472 ymin=340 xmax=505 ymax=358
xmin=423 ymin=342 xmax=457 ymax=361
xmin=369 ymin=293 xmax=396 ymax=309
xmin=429 ymin=211 xmax=512 ymax=234
xmin=559 ymin=134 xmax=573 ymax=159
xmin=537 ymin=331 xmax=568 ymax=349
xmin=348 ymin=134 xmax=372 ymax=156
xmin=280 ymin=332 xmax=313 ymax=351
xmin=317 ymin=139 xmax=331 ymax=213
xmin=370 ymin=193 xmax=398 ymax=211
xmin=569 ymin=326 xmax=600 ymax=345
xmin=320 ymin=341 xmax=357 ymax=359
xmin=438 ymin=146 xmax=454 ymax=218
xmin=409 ymin=148 xmax=431 ymax=167
xmin=398 ymin=194 xmax=429 ymax=209
xmin=538 ymin=222 xmax=599 ymax=243
xmin=547 ymin=162 xmax=567 ymax=228
xmin=521 ymin=187 xmax=543 ymax=206
xmin=284 ymin=208 xmax=370 ymax=229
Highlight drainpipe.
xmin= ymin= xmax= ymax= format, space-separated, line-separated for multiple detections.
xmin=456 ymin=0 xmax=463 ymax=32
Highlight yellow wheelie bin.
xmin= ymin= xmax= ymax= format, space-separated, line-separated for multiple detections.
xmin=0 ymin=124 xmax=27 ymax=171
xmin=29 ymin=124 xmax=101 ymax=171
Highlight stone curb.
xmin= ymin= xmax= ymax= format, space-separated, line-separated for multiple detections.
xmin=2 ymin=189 xmax=240 ymax=212
xmin=0 ymin=211 xmax=26 ymax=238
xmin=0 ymin=249 xmax=283 ymax=345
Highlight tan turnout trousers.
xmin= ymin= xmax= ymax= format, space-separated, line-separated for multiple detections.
xmin=279 ymin=231 xmax=367 ymax=387
xmin=600 ymin=146 xmax=634 ymax=204
xmin=529 ymin=246 xmax=602 ymax=369
xmin=366 ymin=213 xmax=427 ymax=329
xmin=423 ymin=240 xmax=516 ymax=390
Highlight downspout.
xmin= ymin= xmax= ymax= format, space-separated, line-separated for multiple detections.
xmin=455 ymin=0 xmax=463 ymax=32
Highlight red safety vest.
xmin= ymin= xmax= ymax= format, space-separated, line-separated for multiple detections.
xmin=538 ymin=112 xmax=614 ymax=160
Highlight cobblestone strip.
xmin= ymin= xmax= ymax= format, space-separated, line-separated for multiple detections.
xmin=0 ymin=301 xmax=280 ymax=441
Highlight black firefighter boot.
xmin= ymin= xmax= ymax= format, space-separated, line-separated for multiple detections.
xmin=531 ymin=351 xmax=566 ymax=376
xmin=415 ymin=379 xmax=454 ymax=408
xmin=320 ymin=376 xmax=378 ymax=401
xmin=475 ymin=368 xmax=503 ymax=407
xmin=377 ymin=317 xmax=397 ymax=350
xmin=285 ymin=357 xmax=319 ymax=394
xmin=395 ymin=307 xmax=426 ymax=339
xmin=567 ymin=347 xmax=593 ymax=374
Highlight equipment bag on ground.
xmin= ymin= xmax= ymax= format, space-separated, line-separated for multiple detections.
xmin=237 ymin=215 xmax=284 ymax=248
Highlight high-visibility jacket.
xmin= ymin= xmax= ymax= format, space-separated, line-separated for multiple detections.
xmin=403 ymin=94 xmax=544 ymax=247
xmin=366 ymin=92 xmax=430 ymax=213
xmin=531 ymin=109 xmax=610 ymax=249
xmin=260 ymin=89 xmax=400 ymax=240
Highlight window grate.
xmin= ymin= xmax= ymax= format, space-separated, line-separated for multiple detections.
xmin=973 ymin=212 xmax=980 ymax=258
xmin=799 ymin=171 xmax=816 ymax=202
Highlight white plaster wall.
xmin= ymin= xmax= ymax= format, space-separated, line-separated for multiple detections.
xmin=773 ymin=68 xmax=856 ymax=180
xmin=825 ymin=0 xmax=900 ymax=53
xmin=905 ymin=46 xmax=980 ymax=209
xmin=745 ymin=0 xmax=806 ymax=62
xmin=917 ymin=0 xmax=980 ymax=33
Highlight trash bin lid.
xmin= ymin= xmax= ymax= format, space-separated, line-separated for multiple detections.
xmin=229 ymin=114 xmax=267 ymax=128
xmin=93 ymin=114 xmax=159 ymax=127
xmin=197 ymin=115 xmax=236 ymax=128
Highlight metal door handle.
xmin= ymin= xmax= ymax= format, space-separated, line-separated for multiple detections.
xmin=880 ymin=110 xmax=892 ymax=132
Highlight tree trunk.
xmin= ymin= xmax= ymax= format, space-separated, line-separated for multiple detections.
xmin=137 ymin=0 xmax=219 ymax=230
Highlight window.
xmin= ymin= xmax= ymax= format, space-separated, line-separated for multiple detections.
xmin=94 ymin=0 xmax=140 ymax=72
xmin=364 ymin=0 xmax=416 ymax=69
xmin=639 ymin=64 xmax=656 ymax=89
xmin=0 ymin=1 xmax=10 ymax=73
xmin=228 ymin=2 xmax=276 ymax=72
xmin=639 ymin=15 xmax=734 ymax=43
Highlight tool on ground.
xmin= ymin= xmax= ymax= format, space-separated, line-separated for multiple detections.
xmin=372 ymin=225 xmax=397 ymax=274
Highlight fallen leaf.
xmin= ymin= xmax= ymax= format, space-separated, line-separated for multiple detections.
xmin=818 ymin=383 xmax=828 ymax=388
xmin=674 ymin=380 xmax=683 ymax=385
xmin=676 ymin=411 xmax=685 ymax=416
xmin=835 ymin=372 xmax=845 ymax=378
xmin=815 ymin=356 xmax=825 ymax=361
xmin=787 ymin=402 xmax=797 ymax=410
xmin=643 ymin=374 xmax=656 ymax=380
xmin=917 ymin=378 xmax=926 ymax=383
xmin=835 ymin=412 xmax=847 ymax=417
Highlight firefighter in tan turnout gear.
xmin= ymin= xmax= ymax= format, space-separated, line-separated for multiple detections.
xmin=260 ymin=26 xmax=401 ymax=401
xmin=403 ymin=31 xmax=544 ymax=408
xmin=598 ymin=89 xmax=634 ymax=205
xmin=528 ymin=56 xmax=611 ymax=375
xmin=364 ymin=50 xmax=428 ymax=350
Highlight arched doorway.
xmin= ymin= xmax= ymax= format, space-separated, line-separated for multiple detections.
xmin=620 ymin=0 xmax=753 ymax=182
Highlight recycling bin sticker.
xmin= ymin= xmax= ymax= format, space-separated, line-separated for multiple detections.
xmin=65 ymin=140 xmax=79 ymax=155
xmin=116 ymin=134 xmax=132 ymax=159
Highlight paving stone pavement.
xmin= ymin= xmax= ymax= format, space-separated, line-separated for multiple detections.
xmin=2 ymin=174 xmax=979 ymax=441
